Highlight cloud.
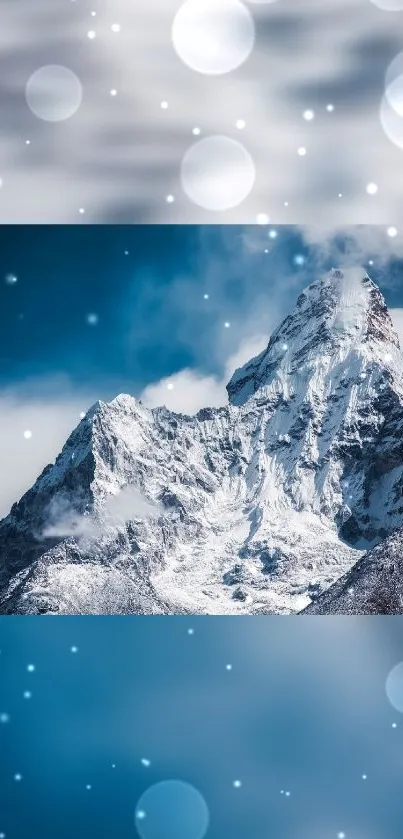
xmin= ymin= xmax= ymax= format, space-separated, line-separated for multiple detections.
xmin=140 ymin=333 xmax=270 ymax=413
xmin=300 ymin=225 xmax=403 ymax=272
xmin=0 ymin=378 xmax=97 ymax=519
xmin=42 ymin=484 xmax=164 ymax=540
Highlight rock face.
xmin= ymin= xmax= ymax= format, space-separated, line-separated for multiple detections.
xmin=2 ymin=267 xmax=403 ymax=615
xmin=302 ymin=530 xmax=403 ymax=614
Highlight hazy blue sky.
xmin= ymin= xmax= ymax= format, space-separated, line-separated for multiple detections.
xmin=1 ymin=616 xmax=403 ymax=839
xmin=1 ymin=224 xmax=403 ymax=397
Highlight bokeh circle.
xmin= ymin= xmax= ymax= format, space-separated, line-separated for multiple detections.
xmin=25 ymin=65 xmax=82 ymax=122
xmin=181 ymin=135 xmax=255 ymax=211
xmin=386 ymin=662 xmax=403 ymax=712
xmin=172 ymin=0 xmax=255 ymax=75
xmin=134 ymin=780 xmax=209 ymax=839
xmin=380 ymin=94 xmax=403 ymax=149
xmin=370 ymin=0 xmax=403 ymax=10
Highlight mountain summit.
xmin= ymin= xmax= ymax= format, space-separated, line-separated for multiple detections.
xmin=1 ymin=268 xmax=403 ymax=615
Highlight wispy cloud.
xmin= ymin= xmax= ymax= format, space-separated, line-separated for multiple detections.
xmin=42 ymin=484 xmax=163 ymax=540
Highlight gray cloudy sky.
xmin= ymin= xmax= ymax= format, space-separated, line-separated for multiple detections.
xmin=2 ymin=0 xmax=403 ymax=223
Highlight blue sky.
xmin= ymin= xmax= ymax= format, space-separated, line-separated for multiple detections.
xmin=1 ymin=224 xmax=403 ymax=397
xmin=1 ymin=616 xmax=403 ymax=839
xmin=0 ymin=224 xmax=310 ymax=395
xmin=1 ymin=224 xmax=403 ymax=517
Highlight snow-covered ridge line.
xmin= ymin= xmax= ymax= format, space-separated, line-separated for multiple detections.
xmin=1 ymin=267 xmax=403 ymax=615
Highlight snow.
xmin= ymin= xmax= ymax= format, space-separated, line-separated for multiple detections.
xmin=2 ymin=268 xmax=403 ymax=614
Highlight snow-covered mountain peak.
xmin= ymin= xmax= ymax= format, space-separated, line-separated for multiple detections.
xmin=2 ymin=268 xmax=403 ymax=615
xmin=227 ymin=268 xmax=399 ymax=407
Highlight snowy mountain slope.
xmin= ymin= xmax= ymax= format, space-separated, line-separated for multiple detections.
xmin=302 ymin=529 xmax=403 ymax=614
xmin=2 ymin=267 xmax=403 ymax=615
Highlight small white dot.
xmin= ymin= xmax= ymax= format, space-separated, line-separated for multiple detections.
xmin=0 ymin=831 xmax=6 ymax=838
xmin=27 ymin=664 xmax=35 ymax=672
xmin=161 ymin=101 xmax=168 ymax=109
xmin=298 ymin=147 xmax=307 ymax=156
xmin=111 ymin=23 xmax=120 ymax=32
xmin=268 ymin=229 xmax=277 ymax=239
xmin=326 ymin=103 xmax=335 ymax=112
xmin=285 ymin=791 xmax=291 ymax=797
xmin=141 ymin=758 xmax=151 ymax=767
xmin=362 ymin=774 xmax=367 ymax=780
xmin=0 ymin=713 xmax=10 ymax=723
xmin=79 ymin=208 xmax=85 ymax=215
xmin=303 ymin=109 xmax=315 ymax=121
xmin=337 ymin=832 xmax=345 ymax=838
xmin=25 ymin=139 xmax=31 ymax=145
xmin=87 ymin=30 xmax=96 ymax=39
xmin=284 ymin=201 xmax=289 ymax=207
xmin=294 ymin=254 xmax=305 ymax=266
xmin=166 ymin=382 xmax=174 ymax=391
xmin=112 ymin=764 xmax=116 ymax=768
xmin=236 ymin=119 xmax=246 ymax=129
xmin=203 ymin=293 xmax=209 ymax=299
xmin=110 ymin=89 xmax=117 ymax=97
xmin=366 ymin=182 xmax=378 ymax=195
xmin=5 ymin=273 xmax=17 ymax=285
xmin=192 ymin=127 xmax=201 ymax=135
xmin=187 ymin=628 xmax=194 ymax=635
xmin=282 ymin=343 xmax=288 ymax=351
xmin=14 ymin=774 xmax=22 ymax=782
xmin=338 ymin=193 xmax=342 ymax=198
xmin=91 ymin=11 xmax=96 ymax=16
xmin=23 ymin=429 xmax=32 ymax=440
xmin=70 ymin=646 xmax=78 ymax=653
xmin=392 ymin=722 xmax=397 ymax=728
xmin=23 ymin=691 xmax=32 ymax=699
xmin=256 ymin=213 xmax=270 ymax=225
xmin=387 ymin=226 xmax=397 ymax=237
xmin=224 ymin=322 xmax=231 ymax=328
xmin=124 ymin=250 xmax=129 ymax=255
xmin=86 ymin=313 xmax=98 ymax=325
xmin=79 ymin=411 xmax=86 ymax=419
xmin=166 ymin=194 xmax=175 ymax=204
xmin=226 ymin=664 xmax=232 ymax=670
xmin=368 ymin=259 xmax=374 ymax=265
xmin=233 ymin=780 xmax=242 ymax=788
xmin=86 ymin=784 xmax=92 ymax=790
xmin=264 ymin=248 xmax=269 ymax=253
xmin=137 ymin=810 xmax=146 ymax=820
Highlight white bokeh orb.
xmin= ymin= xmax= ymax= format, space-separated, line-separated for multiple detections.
xmin=380 ymin=93 xmax=403 ymax=149
xmin=135 ymin=780 xmax=209 ymax=839
xmin=172 ymin=0 xmax=255 ymax=75
xmin=26 ymin=65 xmax=82 ymax=122
xmin=385 ymin=52 xmax=403 ymax=115
xmin=386 ymin=662 xmax=403 ymax=712
xmin=181 ymin=135 xmax=255 ymax=211
xmin=370 ymin=0 xmax=403 ymax=9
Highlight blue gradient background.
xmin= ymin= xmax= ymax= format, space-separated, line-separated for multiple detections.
xmin=1 ymin=616 xmax=403 ymax=839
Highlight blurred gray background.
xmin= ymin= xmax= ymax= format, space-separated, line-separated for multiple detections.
xmin=2 ymin=0 xmax=403 ymax=224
